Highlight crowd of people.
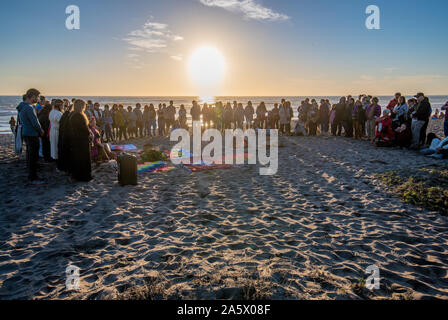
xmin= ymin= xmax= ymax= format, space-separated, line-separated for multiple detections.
xmin=14 ymin=88 xmax=448 ymax=185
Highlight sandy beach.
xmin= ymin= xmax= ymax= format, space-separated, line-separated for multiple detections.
xmin=0 ymin=119 xmax=447 ymax=300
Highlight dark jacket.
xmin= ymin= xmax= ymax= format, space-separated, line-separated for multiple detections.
xmin=414 ymin=98 xmax=431 ymax=121
xmin=17 ymin=102 xmax=42 ymax=137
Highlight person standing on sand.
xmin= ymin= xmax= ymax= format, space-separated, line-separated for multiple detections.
xmin=344 ymin=97 xmax=355 ymax=138
xmin=35 ymin=96 xmax=46 ymax=115
xmin=17 ymin=89 xmax=45 ymax=185
xmin=49 ymin=99 xmax=63 ymax=161
xmin=442 ymin=101 xmax=448 ymax=137
xmin=178 ymin=104 xmax=187 ymax=129
xmin=134 ymin=104 xmax=144 ymax=138
xmin=223 ymin=102 xmax=233 ymax=130
xmin=9 ymin=117 xmax=16 ymax=134
xmin=307 ymin=100 xmax=319 ymax=136
xmin=332 ymin=97 xmax=346 ymax=136
xmin=209 ymin=104 xmax=217 ymax=128
xmin=57 ymin=102 xmax=73 ymax=173
xmin=244 ymin=101 xmax=254 ymax=129
xmin=38 ymin=101 xmax=52 ymax=162
xmin=102 ymin=104 xmax=114 ymax=142
xmin=157 ymin=104 xmax=165 ymax=136
xmin=410 ymin=93 xmax=431 ymax=149
xmin=279 ymin=102 xmax=291 ymax=135
xmin=319 ymin=99 xmax=330 ymax=135
xmin=127 ymin=106 xmax=137 ymax=139
xmin=365 ymin=97 xmax=381 ymax=141
xmin=191 ymin=100 xmax=201 ymax=129
xmin=166 ymin=101 xmax=176 ymax=133
xmin=235 ymin=103 xmax=245 ymax=129
xmin=256 ymin=102 xmax=267 ymax=129
xmin=386 ymin=92 xmax=402 ymax=112
xmin=68 ymin=99 xmax=93 ymax=182
xmin=271 ymin=103 xmax=280 ymax=130
xmin=352 ymin=100 xmax=364 ymax=140
xmin=115 ymin=105 xmax=127 ymax=141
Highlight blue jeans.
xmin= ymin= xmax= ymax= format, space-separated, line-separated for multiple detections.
xmin=145 ymin=120 xmax=157 ymax=136
xmin=444 ymin=120 xmax=448 ymax=137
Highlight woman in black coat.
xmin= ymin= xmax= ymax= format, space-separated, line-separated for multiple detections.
xmin=57 ymin=101 xmax=73 ymax=172
xmin=68 ymin=99 xmax=92 ymax=182
xmin=38 ymin=102 xmax=52 ymax=162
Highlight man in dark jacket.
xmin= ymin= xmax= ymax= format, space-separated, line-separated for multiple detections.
xmin=411 ymin=93 xmax=431 ymax=149
xmin=332 ymin=97 xmax=346 ymax=136
xmin=17 ymin=88 xmax=45 ymax=185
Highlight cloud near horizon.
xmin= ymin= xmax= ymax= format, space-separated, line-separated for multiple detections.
xmin=199 ymin=0 xmax=289 ymax=21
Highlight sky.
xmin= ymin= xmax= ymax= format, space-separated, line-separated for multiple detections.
xmin=0 ymin=0 xmax=447 ymax=96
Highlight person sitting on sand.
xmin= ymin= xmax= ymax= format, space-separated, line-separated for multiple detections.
xmin=420 ymin=133 xmax=448 ymax=159
xmin=89 ymin=117 xmax=116 ymax=164
xmin=374 ymin=109 xmax=395 ymax=148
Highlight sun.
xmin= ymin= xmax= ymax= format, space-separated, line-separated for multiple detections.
xmin=188 ymin=46 xmax=226 ymax=93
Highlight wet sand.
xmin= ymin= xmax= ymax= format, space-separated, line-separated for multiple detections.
xmin=0 ymin=120 xmax=447 ymax=300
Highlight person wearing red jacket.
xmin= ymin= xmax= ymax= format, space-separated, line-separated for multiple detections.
xmin=386 ymin=92 xmax=402 ymax=111
xmin=375 ymin=109 xmax=395 ymax=147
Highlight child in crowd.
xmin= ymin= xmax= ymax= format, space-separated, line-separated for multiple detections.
xmin=9 ymin=117 xmax=16 ymax=134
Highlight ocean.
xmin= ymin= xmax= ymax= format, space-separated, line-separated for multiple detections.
xmin=1 ymin=95 xmax=447 ymax=134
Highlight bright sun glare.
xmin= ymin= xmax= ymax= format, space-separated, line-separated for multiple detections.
xmin=188 ymin=46 xmax=226 ymax=93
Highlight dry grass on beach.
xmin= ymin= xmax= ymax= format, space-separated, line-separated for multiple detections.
xmin=0 ymin=120 xmax=448 ymax=300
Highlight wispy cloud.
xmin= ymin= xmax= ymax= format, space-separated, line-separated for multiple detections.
xmin=122 ymin=19 xmax=184 ymax=68
xmin=123 ymin=20 xmax=183 ymax=53
xmin=199 ymin=0 xmax=289 ymax=21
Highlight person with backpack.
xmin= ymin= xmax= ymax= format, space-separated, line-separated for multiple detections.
xmin=17 ymin=88 xmax=45 ymax=185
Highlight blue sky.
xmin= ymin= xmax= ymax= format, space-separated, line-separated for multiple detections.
xmin=0 ymin=0 xmax=447 ymax=96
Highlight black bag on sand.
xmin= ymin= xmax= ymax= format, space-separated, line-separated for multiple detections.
xmin=118 ymin=153 xmax=138 ymax=186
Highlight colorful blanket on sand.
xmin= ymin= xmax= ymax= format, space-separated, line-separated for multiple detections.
xmin=137 ymin=161 xmax=175 ymax=173
xmin=111 ymin=144 xmax=142 ymax=153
